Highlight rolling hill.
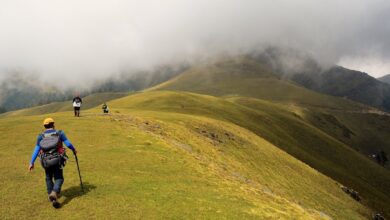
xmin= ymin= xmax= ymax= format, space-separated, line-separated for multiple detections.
xmin=110 ymin=91 xmax=390 ymax=217
xmin=1 ymin=56 xmax=389 ymax=218
xmin=149 ymin=57 xmax=366 ymax=111
xmin=146 ymin=57 xmax=390 ymax=216
xmin=0 ymin=94 xmax=371 ymax=219
xmin=150 ymin=57 xmax=390 ymax=155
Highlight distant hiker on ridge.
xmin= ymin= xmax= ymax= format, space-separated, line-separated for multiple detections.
xmin=28 ymin=118 xmax=77 ymax=208
xmin=102 ymin=103 xmax=109 ymax=114
xmin=72 ymin=95 xmax=82 ymax=117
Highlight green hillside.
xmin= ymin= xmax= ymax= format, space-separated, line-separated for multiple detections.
xmin=0 ymin=92 xmax=128 ymax=117
xmin=150 ymin=57 xmax=366 ymax=111
xmin=303 ymin=109 xmax=390 ymax=155
xmin=145 ymin=57 xmax=390 ymax=216
xmin=110 ymin=91 xmax=390 ymax=217
xmin=1 ymin=57 xmax=389 ymax=218
xmin=0 ymin=96 xmax=369 ymax=219
xmin=150 ymin=57 xmax=390 ymax=158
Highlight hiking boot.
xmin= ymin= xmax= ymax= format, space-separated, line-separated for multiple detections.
xmin=48 ymin=191 xmax=61 ymax=209
xmin=48 ymin=191 xmax=57 ymax=202
xmin=49 ymin=191 xmax=57 ymax=202
xmin=52 ymin=200 xmax=61 ymax=209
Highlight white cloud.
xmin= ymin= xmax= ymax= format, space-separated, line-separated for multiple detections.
xmin=0 ymin=0 xmax=389 ymax=85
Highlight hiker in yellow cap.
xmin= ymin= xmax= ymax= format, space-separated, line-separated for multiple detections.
xmin=43 ymin=118 xmax=54 ymax=125
xmin=28 ymin=117 xmax=77 ymax=208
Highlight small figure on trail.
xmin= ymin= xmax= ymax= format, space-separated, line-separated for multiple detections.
xmin=372 ymin=150 xmax=388 ymax=166
xmin=102 ymin=103 xmax=109 ymax=114
xmin=378 ymin=150 xmax=388 ymax=166
xmin=373 ymin=213 xmax=385 ymax=220
xmin=28 ymin=118 xmax=77 ymax=208
xmin=72 ymin=95 xmax=82 ymax=117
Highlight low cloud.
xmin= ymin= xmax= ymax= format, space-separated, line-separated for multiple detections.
xmin=1 ymin=0 xmax=389 ymax=87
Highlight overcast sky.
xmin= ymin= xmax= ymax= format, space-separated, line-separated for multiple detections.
xmin=0 ymin=0 xmax=389 ymax=86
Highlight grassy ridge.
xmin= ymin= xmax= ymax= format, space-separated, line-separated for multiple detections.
xmin=1 ymin=56 xmax=389 ymax=218
xmin=150 ymin=57 xmax=390 ymax=156
xmin=109 ymin=91 xmax=390 ymax=217
xmin=145 ymin=57 xmax=390 ymax=216
xmin=303 ymin=110 xmax=390 ymax=155
xmin=0 ymin=106 xmax=368 ymax=219
xmin=150 ymin=58 xmax=365 ymax=111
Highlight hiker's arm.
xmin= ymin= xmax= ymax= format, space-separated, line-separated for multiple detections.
xmin=28 ymin=145 xmax=41 ymax=170
xmin=60 ymin=131 xmax=76 ymax=153
xmin=30 ymin=145 xmax=41 ymax=165
xmin=28 ymin=135 xmax=42 ymax=171
xmin=30 ymin=134 xmax=43 ymax=166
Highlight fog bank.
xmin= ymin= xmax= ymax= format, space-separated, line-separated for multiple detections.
xmin=1 ymin=0 xmax=389 ymax=87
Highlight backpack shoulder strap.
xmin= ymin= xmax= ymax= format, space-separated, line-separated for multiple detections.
xmin=56 ymin=130 xmax=63 ymax=137
xmin=41 ymin=130 xmax=60 ymax=138
xmin=39 ymin=133 xmax=44 ymax=141
xmin=57 ymin=130 xmax=65 ymax=141
xmin=41 ymin=132 xmax=49 ymax=138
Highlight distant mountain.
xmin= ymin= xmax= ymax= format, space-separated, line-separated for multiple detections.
xmin=1 ymin=48 xmax=389 ymax=113
xmin=378 ymin=74 xmax=390 ymax=84
xmin=90 ymin=64 xmax=187 ymax=93
xmin=0 ymin=65 xmax=186 ymax=112
xmin=249 ymin=48 xmax=390 ymax=111
xmin=290 ymin=67 xmax=390 ymax=111
xmin=0 ymin=73 xmax=71 ymax=112
xmin=150 ymin=56 xmax=364 ymax=110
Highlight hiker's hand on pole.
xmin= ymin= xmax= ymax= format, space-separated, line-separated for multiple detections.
xmin=73 ymin=149 xmax=77 ymax=155
xmin=28 ymin=164 xmax=34 ymax=171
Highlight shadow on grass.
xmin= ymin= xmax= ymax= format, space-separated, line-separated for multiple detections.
xmin=61 ymin=182 xmax=96 ymax=207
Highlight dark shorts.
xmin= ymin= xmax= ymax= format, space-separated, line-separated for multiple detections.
xmin=74 ymin=107 xmax=80 ymax=111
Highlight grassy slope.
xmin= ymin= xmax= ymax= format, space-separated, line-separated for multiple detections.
xmin=0 ymin=103 xmax=368 ymax=219
xmin=302 ymin=109 xmax=390 ymax=155
xmin=110 ymin=91 xmax=390 ymax=217
xmin=0 ymin=92 xmax=128 ymax=117
xmin=145 ymin=58 xmax=390 ymax=216
xmin=150 ymin=57 xmax=390 ymax=154
xmin=229 ymin=96 xmax=390 ymax=161
xmin=1 ymin=57 xmax=388 ymax=218
xmin=149 ymin=57 xmax=365 ymax=111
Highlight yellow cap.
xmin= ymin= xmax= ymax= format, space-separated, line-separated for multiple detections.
xmin=43 ymin=118 xmax=55 ymax=125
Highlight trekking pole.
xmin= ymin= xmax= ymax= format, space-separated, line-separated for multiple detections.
xmin=74 ymin=154 xmax=85 ymax=192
